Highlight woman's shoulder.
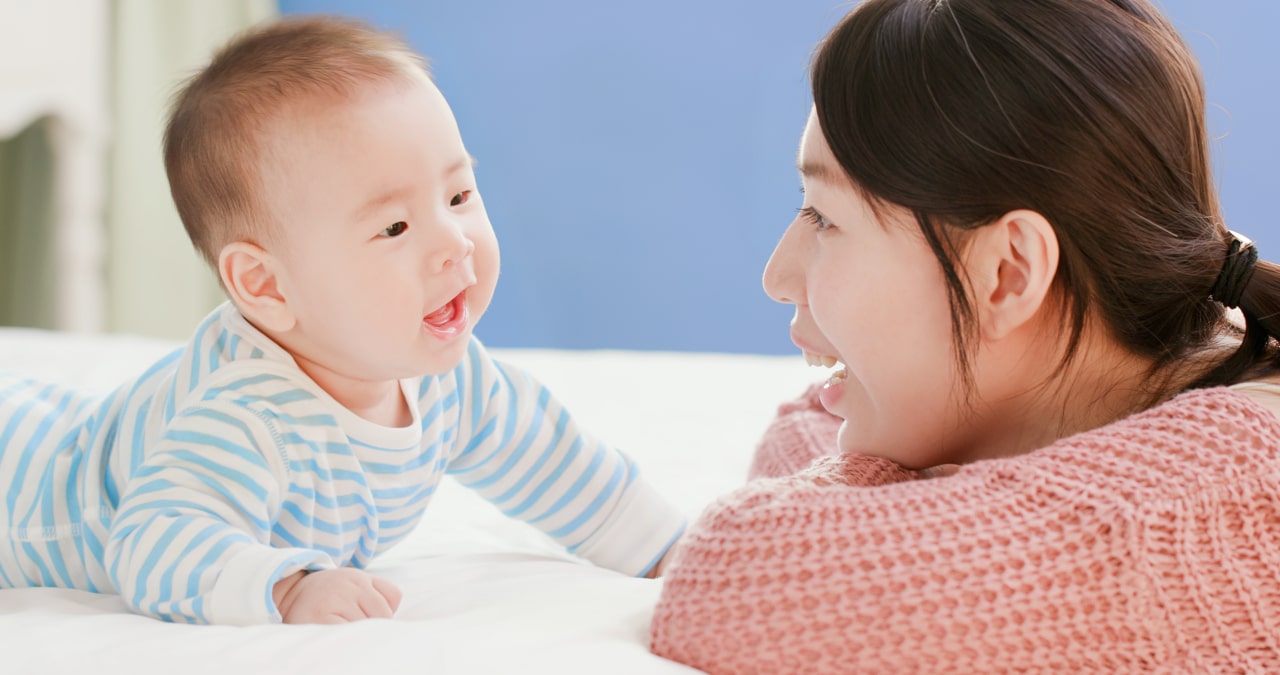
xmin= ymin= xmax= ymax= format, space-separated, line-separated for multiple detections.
xmin=1226 ymin=375 xmax=1280 ymax=419
xmin=692 ymin=386 xmax=1280 ymax=532
xmin=1035 ymin=385 xmax=1280 ymax=486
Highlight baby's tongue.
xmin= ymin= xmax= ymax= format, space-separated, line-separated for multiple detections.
xmin=425 ymin=301 xmax=455 ymax=325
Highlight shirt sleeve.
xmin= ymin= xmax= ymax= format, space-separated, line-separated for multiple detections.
xmin=444 ymin=339 xmax=686 ymax=576
xmin=106 ymin=395 xmax=332 ymax=625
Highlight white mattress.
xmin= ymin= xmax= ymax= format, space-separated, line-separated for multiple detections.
xmin=0 ymin=327 xmax=818 ymax=675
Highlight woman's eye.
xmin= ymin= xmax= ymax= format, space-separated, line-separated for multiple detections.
xmin=381 ymin=221 xmax=409 ymax=237
xmin=450 ymin=190 xmax=472 ymax=207
xmin=798 ymin=206 xmax=833 ymax=231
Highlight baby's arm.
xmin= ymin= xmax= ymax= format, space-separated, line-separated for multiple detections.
xmin=445 ymin=341 xmax=686 ymax=577
xmin=105 ymin=398 xmax=335 ymax=624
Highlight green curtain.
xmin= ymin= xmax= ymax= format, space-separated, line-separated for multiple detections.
xmin=106 ymin=0 xmax=277 ymax=338
xmin=0 ymin=121 xmax=57 ymax=329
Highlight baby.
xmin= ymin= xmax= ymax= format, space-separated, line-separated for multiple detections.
xmin=0 ymin=16 xmax=685 ymax=625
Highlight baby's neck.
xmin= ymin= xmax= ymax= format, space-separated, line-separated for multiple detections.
xmin=293 ymin=357 xmax=412 ymax=428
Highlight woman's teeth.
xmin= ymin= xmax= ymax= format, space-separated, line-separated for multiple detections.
xmin=804 ymin=352 xmax=848 ymax=386
xmin=803 ymin=352 xmax=839 ymax=368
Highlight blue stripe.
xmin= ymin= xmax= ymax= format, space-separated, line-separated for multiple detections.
xmin=286 ymin=484 xmax=377 ymax=511
xmin=278 ymin=433 xmax=352 ymax=458
xmin=63 ymin=439 xmax=86 ymax=584
xmin=360 ymin=447 xmax=437 ymax=474
xmin=285 ymin=458 xmax=366 ymax=485
xmin=132 ymin=397 xmax=153 ymax=475
xmin=7 ymin=538 xmax=36 ymax=586
xmin=501 ymin=436 xmax=584 ymax=519
xmin=277 ymin=502 xmax=371 ymax=538
xmin=206 ymin=372 xmax=288 ymax=395
xmin=271 ymin=526 xmax=343 ymax=560
xmin=159 ymin=434 xmax=269 ymax=493
xmin=376 ymin=512 xmax=425 ymax=530
xmin=131 ymin=517 xmax=195 ymax=610
xmin=19 ymin=541 xmax=56 ymax=586
xmin=180 ymin=523 xmax=237 ymax=607
xmin=274 ymin=412 xmax=339 ymax=428
xmin=183 ymin=407 xmax=264 ymax=450
xmin=209 ymin=328 xmax=230 ymax=373
xmin=81 ymin=526 xmax=105 ymax=592
xmin=96 ymin=418 xmax=122 ymax=508
xmin=188 ymin=319 xmax=208 ymax=390
xmin=113 ymin=496 xmax=245 ymax=531
xmin=261 ymin=390 xmax=317 ymax=407
xmin=418 ymin=387 xmax=458 ymax=434
xmin=370 ymin=482 xmax=434 ymax=502
xmin=528 ymin=440 xmax=604 ymax=525
xmin=5 ymin=384 xmax=68 ymax=512
xmin=547 ymin=458 xmax=624 ymax=538
xmin=468 ymin=348 xmax=487 ymax=434
xmin=350 ymin=435 xmax=416 ymax=453
xmin=0 ymin=548 xmax=16 ymax=586
xmin=480 ymin=403 xmax=567 ymax=497
xmin=165 ymin=380 xmax=176 ymax=423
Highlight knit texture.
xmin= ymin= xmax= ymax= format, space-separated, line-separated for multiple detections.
xmin=651 ymin=387 xmax=1280 ymax=673
xmin=746 ymin=383 xmax=841 ymax=481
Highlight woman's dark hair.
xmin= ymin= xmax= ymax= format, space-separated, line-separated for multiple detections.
xmin=811 ymin=0 xmax=1280 ymax=396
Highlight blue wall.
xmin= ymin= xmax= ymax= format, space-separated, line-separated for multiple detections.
xmin=280 ymin=0 xmax=1280 ymax=355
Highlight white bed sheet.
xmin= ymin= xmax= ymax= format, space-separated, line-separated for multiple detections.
xmin=0 ymin=327 xmax=818 ymax=675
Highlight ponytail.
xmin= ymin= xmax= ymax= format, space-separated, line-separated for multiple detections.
xmin=1191 ymin=234 xmax=1280 ymax=388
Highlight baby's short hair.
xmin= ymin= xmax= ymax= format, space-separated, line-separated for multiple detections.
xmin=163 ymin=16 xmax=428 ymax=268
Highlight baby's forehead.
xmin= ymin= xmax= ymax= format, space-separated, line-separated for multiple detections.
xmin=245 ymin=72 xmax=459 ymax=226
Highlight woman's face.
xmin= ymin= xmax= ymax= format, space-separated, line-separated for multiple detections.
xmin=762 ymin=109 xmax=967 ymax=469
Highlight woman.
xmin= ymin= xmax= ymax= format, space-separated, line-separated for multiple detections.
xmin=650 ymin=0 xmax=1280 ymax=671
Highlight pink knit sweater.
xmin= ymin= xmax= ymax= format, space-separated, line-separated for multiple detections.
xmin=651 ymin=384 xmax=1280 ymax=673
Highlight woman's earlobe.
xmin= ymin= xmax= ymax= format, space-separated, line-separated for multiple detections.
xmin=978 ymin=210 xmax=1059 ymax=341
xmin=218 ymin=242 xmax=296 ymax=333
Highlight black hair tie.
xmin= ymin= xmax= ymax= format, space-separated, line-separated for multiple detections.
xmin=1211 ymin=231 xmax=1258 ymax=310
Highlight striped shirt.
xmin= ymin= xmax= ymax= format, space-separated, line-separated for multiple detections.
xmin=0 ymin=303 xmax=685 ymax=624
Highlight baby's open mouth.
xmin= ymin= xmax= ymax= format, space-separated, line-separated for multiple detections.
xmin=423 ymin=291 xmax=469 ymax=339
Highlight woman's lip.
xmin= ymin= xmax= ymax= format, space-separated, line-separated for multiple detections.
xmin=818 ymin=369 xmax=847 ymax=416
xmin=789 ymin=331 xmax=835 ymax=361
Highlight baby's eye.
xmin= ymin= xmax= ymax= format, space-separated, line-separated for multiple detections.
xmin=450 ymin=190 xmax=472 ymax=207
xmin=381 ymin=221 xmax=409 ymax=237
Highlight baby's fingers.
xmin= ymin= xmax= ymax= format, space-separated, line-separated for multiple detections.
xmin=356 ymin=587 xmax=395 ymax=619
xmin=371 ymin=575 xmax=403 ymax=613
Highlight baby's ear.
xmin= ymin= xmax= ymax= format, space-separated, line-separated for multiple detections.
xmin=968 ymin=209 xmax=1059 ymax=341
xmin=218 ymin=241 xmax=296 ymax=333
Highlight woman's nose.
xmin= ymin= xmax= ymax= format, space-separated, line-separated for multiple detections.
xmin=762 ymin=224 xmax=801 ymax=305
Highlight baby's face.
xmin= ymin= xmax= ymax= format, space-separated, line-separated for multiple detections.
xmin=255 ymin=74 xmax=499 ymax=381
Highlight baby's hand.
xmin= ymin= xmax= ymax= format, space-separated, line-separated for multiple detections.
xmin=273 ymin=567 xmax=402 ymax=624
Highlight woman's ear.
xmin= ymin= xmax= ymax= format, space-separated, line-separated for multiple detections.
xmin=218 ymin=241 xmax=296 ymax=333
xmin=969 ymin=210 xmax=1059 ymax=341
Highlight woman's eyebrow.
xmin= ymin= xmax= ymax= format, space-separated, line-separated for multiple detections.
xmin=796 ymin=160 xmax=840 ymax=184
